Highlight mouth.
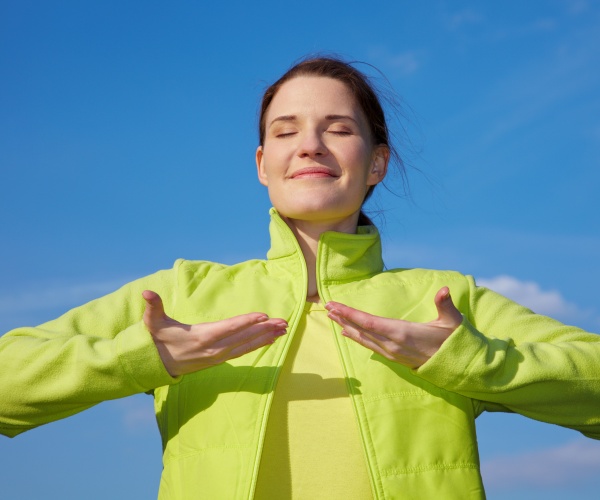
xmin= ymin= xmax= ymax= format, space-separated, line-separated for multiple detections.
xmin=290 ymin=167 xmax=338 ymax=179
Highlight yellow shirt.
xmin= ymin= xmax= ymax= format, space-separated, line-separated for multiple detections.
xmin=254 ymin=301 xmax=373 ymax=499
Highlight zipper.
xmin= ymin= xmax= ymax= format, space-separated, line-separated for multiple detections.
xmin=247 ymin=218 xmax=308 ymax=499
xmin=316 ymin=234 xmax=382 ymax=500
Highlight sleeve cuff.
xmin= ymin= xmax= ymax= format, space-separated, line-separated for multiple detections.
xmin=414 ymin=316 xmax=488 ymax=390
xmin=115 ymin=322 xmax=180 ymax=392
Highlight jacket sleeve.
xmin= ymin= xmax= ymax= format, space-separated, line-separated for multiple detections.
xmin=0 ymin=263 xmax=182 ymax=438
xmin=415 ymin=275 xmax=600 ymax=439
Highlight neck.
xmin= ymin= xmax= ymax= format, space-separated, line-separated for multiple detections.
xmin=281 ymin=214 xmax=359 ymax=300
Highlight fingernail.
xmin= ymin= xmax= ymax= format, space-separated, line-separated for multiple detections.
xmin=273 ymin=320 xmax=288 ymax=328
xmin=274 ymin=329 xmax=287 ymax=337
xmin=256 ymin=315 xmax=269 ymax=322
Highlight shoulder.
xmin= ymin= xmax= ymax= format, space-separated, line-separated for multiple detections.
xmin=332 ymin=266 xmax=474 ymax=303
xmin=380 ymin=267 xmax=472 ymax=285
xmin=174 ymin=256 xmax=270 ymax=284
xmin=357 ymin=267 xmax=475 ymax=295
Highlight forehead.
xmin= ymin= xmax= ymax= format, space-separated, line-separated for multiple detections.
xmin=266 ymin=76 xmax=363 ymax=122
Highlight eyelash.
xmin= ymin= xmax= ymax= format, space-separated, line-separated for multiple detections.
xmin=276 ymin=130 xmax=350 ymax=138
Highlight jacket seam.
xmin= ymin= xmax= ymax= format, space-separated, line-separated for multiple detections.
xmin=331 ymin=274 xmax=465 ymax=297
xmin=247 ymin=225 xmax=308 ymax=500
xmin=178 ymin=373 xmax=273 ymax=385
xmin=164 ymin=445 xmax=253 ymax=463
xmin=337 ymin=338 xmax=385 ymax=498
xmin=362 ymin=390 xmax=429 ymax=403
xmin=380 ymin=462 xmax=479 ymax=477
xmin=114 ymin=327 xmax=150 ymax=393
xmin=319 ymin=237 xmax=384 ymax=499
xmin=463 ymin=277 xmax=487 ymax=379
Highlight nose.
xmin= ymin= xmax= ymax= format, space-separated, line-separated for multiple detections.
xmin=297 ymin=131 xmax=328 ymax=158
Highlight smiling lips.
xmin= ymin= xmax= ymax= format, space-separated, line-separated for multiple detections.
xmin=290 ymin=167 xmax=338 ymax=179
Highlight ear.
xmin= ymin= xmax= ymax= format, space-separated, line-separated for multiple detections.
xmin=256 ymin=146 xmax=268 ymax=186
xmin=366 ymin=145 xmax=390 ymax=186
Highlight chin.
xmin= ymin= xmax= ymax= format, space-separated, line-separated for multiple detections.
xmin=275 ymin=204 xmax=360 ymax=224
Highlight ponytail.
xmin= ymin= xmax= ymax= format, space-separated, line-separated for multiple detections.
xmin=357 ymin=210 xmax=374 ymax=227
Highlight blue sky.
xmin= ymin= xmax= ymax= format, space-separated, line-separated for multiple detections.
xmin=1 ymin=1 xmax=599 ymax=498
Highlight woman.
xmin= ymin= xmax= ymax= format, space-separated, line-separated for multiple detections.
xmin=1 ymin=57 xmax=599 ymax=499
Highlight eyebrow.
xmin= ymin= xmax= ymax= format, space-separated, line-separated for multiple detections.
xmin=268 ymin=114 xmax=358 ymax=128
xmin=269 ymin=115 xmax=297 ymax=127
xmin=324 ymin=114 xmax=358 ymax=124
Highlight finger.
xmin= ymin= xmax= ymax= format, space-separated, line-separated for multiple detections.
xmin=325 ymin=301 xmax=399 ymax=337
xmin=142 ymin=290 xmax=167 ymax=326
xmin=433 ymin=287 xmax=463 ymax=327
xmin=327 ymin=310 xmax=391 ymax=351
xmin=203 ymin=313 xmax=287 ymax=343
xmin=335 ymin=321 xmax=395 ymax=362
xmin=225 ymin=329 xmax=287 ymax=360
xmin=200 ymin=322 xmax=287 ymax=366
xmin=212 ymin=318 xmax=288 ymax=350
xmin=326 ymin=303 xmax=406 ymax=351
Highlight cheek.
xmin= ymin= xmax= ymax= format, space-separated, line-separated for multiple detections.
xmin=344 ymin=145 xmax=373 ymax=177
xmin=341 ymin=138 xmax=371 ymax=162
xmin=261 ymin=144 xmax=290 ymax=173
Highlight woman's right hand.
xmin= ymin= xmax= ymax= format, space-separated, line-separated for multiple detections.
xmin=142 ymin=290 xmax=288 ymax=377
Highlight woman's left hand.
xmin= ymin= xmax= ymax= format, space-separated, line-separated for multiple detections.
xmin=325 ymin=287 xmax=463 ymax=369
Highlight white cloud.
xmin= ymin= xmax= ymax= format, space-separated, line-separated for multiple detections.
xmin=567 ymin=0 xmax=590 ymax=15
xmin=590 ymin=124 xmax=600 ymax=140
xmin=381 ymin=238 xmax=493 ymax=277
xmin=446 ymin=9 xmax=484 ymax=30
xmin=482 ymin=438 xmax=600 ymax=488
xmin=385 ymin=51 xmax=421 ymax=76
xmin=114 ymin=395 xmax=156 ymax=433
xmin=530 ymin=17 xmax=557 ymax=32
xmin=0 ymin=278 xmax=131 ymax=315
xmin=476 ymin=275 xmax=600 ymax=330
xmin=436 ymin=15 xmax=600 ymax=182
xmin=477 ymin=275 xmax=581 ymax=319
xmin=0 ymin=277 xmax=136 ymax=333
xmin=368 ymin=48 xmax=424 ymax=77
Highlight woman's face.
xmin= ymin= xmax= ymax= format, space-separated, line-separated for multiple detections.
xmin=256 ymin=76 xmax=388 ymax=227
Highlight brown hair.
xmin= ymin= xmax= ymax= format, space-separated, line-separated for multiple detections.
xmin=258 ymin=56 xmax=403 ymax=227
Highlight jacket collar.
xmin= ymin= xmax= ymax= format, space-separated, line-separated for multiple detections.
xmin=266 ymin=208 xmax=383 ymax=283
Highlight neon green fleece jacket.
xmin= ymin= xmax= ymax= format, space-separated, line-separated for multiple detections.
xmin=1 ymin=209 xmax=599 ymax=499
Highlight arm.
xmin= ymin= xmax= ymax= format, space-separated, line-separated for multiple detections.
xmin=326 ymin=277 xmax=600 ymax=438
xmin=416 ymin=278 xmax=600 ymax=438
xmin=0 ymin=266 xmax=180 ymax=438
xmin=0 ymin=261 xmax=289 ymax=438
